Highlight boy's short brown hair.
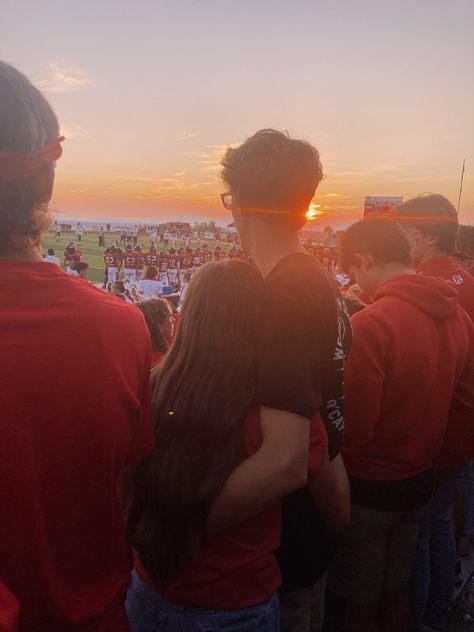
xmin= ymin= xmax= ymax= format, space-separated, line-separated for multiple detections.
xmin=393 ymin=193 xmax=459 ymax=254
xmin=221 ymin=129 xmax=323 ymax=227
xmin=339 ymin=219 xmax=411 ymax=273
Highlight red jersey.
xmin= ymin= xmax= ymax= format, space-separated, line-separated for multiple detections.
xmin=168 ymin=254 xmax=178 ymax=269
xmin=64 ymin=250 xmax=83 ymax=269
xmin=145 ymin=252 xmax=159 ymax=267
xmin=1 ymin=260 xmax=153 ymax=631
xmin=204 ymin=251 xmax=212 ymax=263
xmin=159 ymin=255 xmax=169 ymax=274
xmin=136 ymin=408 xmax=327 ymax=609
xmin=192 ymin=253 xmax=202 ymax=267
xmin=180 ymin=253 xmax=193 ymax=270
xmin=135 ymin=253 xmax=145 ymax=270
xmin=214 ymin=251 xmax=226 ymax=261
xmin=104 ymin=251 xmax=121 ymax=267
xmin=123 ymin=252 xmax=138 ymax=269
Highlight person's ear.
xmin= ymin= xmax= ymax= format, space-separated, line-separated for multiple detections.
xmin=424 ymin=233 xmax=439 ymax=248
xmin=33 ymin=166 xmax=55 ymax=204
xmin=352 ymin=252 xmax=373 ymax=271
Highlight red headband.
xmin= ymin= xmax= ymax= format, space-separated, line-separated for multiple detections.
xmin=0 ymin=136 xmax=65 ymax=181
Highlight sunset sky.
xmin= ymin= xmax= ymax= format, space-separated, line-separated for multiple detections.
xmin=3 ymin=0 xmax=474 ymax=226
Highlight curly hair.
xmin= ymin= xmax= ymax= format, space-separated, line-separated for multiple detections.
xmin=136 ymin=298 xmax=172 ymax=353
xmin=221 ymin=129 xmax=323 ymax=228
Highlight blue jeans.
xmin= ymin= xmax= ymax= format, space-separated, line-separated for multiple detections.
xmin=410 ymin=462 xmax=472 ymax=631
xmin=126 ymin=569 xmax=280 ymax=631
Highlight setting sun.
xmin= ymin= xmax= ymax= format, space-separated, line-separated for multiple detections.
xmin=305 ymin=204 xmax=323 ymax=220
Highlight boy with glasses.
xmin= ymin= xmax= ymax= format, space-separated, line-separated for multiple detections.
xmin=213 ymin=129 xmax=351 ymax=631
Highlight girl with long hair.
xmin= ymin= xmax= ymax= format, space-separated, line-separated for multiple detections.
xmin=136 ymin=298 xmax=174 ymax=367
xmin=124 ymin=259 xmax=337 ymax=631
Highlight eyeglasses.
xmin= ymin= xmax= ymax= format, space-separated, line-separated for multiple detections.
xmin=220 ymin=191 xmax=232 ymax=211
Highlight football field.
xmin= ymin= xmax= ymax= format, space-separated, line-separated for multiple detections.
xmin=41 ymin=231 xmax=230 ymax=284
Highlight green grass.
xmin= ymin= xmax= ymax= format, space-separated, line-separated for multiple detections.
xmin=42 ymin=231 xmax=231 ymax=284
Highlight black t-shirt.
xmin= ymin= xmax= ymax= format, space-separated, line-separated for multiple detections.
xmin=255 ymin=252 xmax=352 ymax=591
xmin=255 ymin=252 xmax=351 ymax=459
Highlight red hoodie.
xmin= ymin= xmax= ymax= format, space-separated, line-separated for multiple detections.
xmin=343 ymin=274 xmax=474 ymax=480
xmin=417 ymin=256 xmax=474 ymax=323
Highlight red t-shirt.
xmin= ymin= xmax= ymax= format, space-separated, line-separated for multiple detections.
xmin=0 ymin=260 xmax=154 ymax=631
xmin=135 ymin=408 xmax=327 ymax=609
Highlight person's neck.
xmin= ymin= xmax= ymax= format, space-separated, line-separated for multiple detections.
xmin=249 ymin=225 xmax=305 ymax=277
xmin=418 ymin=247 xmax=448 ymax=267
xmin=371 ymin=262 xmax=415 ymax=297
xmin=0 ymin=245 xmax=43 ymax=262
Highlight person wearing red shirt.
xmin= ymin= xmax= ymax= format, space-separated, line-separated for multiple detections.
xmin=124 ymin=261 xmax=348 ymax=630
xmin=394 ymin=194 xmax=474 ymax=321
xmin=191 ymin=247 xmax=202 ymax=272
xmin=0 ymin=61 xmax=153 ymax=631
xmin=214 ymin=245 xmax=226 ymax=261
xmin=136 ymin=298 xmax=174 ymax=369
xmin=167 ymin=247 xmax=179 ymax=286
xmin=103 ymin=244 xmax=122 ymax=289
xmin=394 ymin=193 xmax=474 ymax=631
xmin=176 ymin=247 xmax=186 ymax=283
xmin=202 ymin=244 xmax=212 ymax=263
xmin=179 ymin=247 xmax=193 ymax=279
xmin=63 ymin=242 xmax=83 ymax=276
xmin=328 ymin=219 xmax=474 ymax=632
xmin=145 ymin=245 xmax=159 ymax=269
xmin=122 ymin=243 xmax=137 ymax=284
xmin=158 ymin=250 xmax=170 ymax=285
xmin=134 ymin=244 xmax=145 ymax=283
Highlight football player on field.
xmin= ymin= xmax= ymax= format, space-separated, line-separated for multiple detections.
xmin=123 ymin=244 xmax=137 ymax=285
xmin=63 ymin=242 xmax=83 ymax=276
xmin=145 ymin=245 xmax=159 ymax=269
xmin=158 ymin=250 xmax=170 ymax=285
xmin=135 ymin=244 xmax=145 ymax=283
xmin=104 ymin=244 xmax=122 ymax=290
xmin=167 ymin=248 xmax=179 ymax=286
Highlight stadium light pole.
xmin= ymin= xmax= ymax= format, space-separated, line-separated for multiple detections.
xmin=457 ymin=158 xmax=465 ymax=213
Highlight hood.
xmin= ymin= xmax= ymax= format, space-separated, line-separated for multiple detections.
xmin=375 ymin=274 xmax=458 ymax=321
xmin=417 ymin=256 xmax=465 ymax=278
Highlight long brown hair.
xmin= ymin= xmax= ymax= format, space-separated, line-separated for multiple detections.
xmin=136 ymin=298 xmax=172 ymax=353
xmin=125 ymin=260 xmax=263 ymax=584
